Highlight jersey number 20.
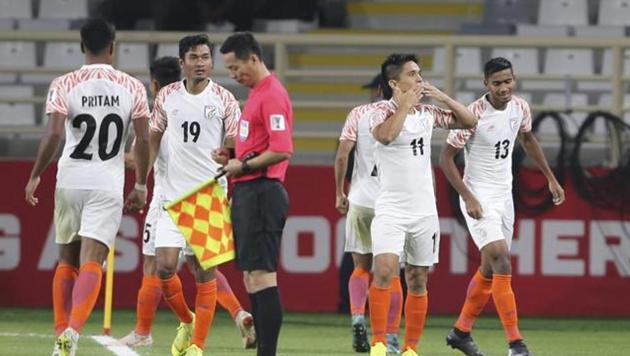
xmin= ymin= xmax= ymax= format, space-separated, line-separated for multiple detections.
xmin=69 ymin=113 xmax=123 ymax=161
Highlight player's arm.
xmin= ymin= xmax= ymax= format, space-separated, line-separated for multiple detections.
xmin=439 ymin=143 xmax=483 ymax=219
xmin=372 ymin=86 xmax=422 ymax=144
xmin=422 ymin=83 xmax=477 ymax=129
xmin=518 ymin=131 xmax=565 ymax=205
xmin=24 ymin=112 xmax=65 ymax=206
xmin=132 ymin=116 xmax=150 ymax=185
xmin=334 ymin=139 xmax=355 ymax=214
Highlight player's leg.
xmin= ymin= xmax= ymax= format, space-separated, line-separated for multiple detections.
xmin=121 ymin=201 xmax=162 ymax=347
xmin=184 ymin=252 xmax=218 ymax=353
xmin=386 ymin=273 xmax=403 ymax=355
xmin=233 ymin=179 xmax=288 ymax=356
xmin=53 ymin=242 xmax=80 ymax=337
xmin=400 ymin=215 xmax=438 ymax=356
xmin=345 ymin=204 xmax=373 ymax=353
xmin=368 ymin=215 xmax=405 ymax=355
xmin=447 ymin=197 xmax=493 ymax=356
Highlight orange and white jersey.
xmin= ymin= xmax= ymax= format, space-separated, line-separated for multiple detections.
xmin=370 ymin=100 xmax=455 ymax=218
xmin=46 ymin=64 xmax=149 ymax=195
xmin=446 ymin=95 xmax=532 ymax=198
xmin=149 ymin=79 xmax=239 ymax=201
xmin=339 ymin=100 xmax=386 ymax=209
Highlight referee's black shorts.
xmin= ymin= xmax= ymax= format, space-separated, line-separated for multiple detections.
xmin=231 ymin=178 xmax=289 ymax=272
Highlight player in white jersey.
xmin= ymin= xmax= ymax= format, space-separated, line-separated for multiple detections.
xmin=335 ymin=82 xmax=404 ymax=354
xmin=120 ymin=57 xmax=255 ymax=351
xmin=23 ymin=19 xmax=151 ymax=356
xmin=440 ymin=57 xmax=565 ymax=356
xmin=141 ymin=34 xmax=243 ymax=356
xmin=367 ymin=54 xmax=477 ymax=356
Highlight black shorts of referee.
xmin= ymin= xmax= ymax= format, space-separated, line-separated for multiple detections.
xmin=231 ymin=177 xmax=289 ymax=272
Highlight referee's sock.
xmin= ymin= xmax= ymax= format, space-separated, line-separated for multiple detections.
xmin=253 ymin=286 xmax=283 ymax=356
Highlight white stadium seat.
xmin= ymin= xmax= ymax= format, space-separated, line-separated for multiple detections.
xmin=542 ymin=93 xmax=589 ymax=136
xmin=38 ymin=0 xmax=88 ymax=19
xmin=598 ymin=0 xmax=630 ymax=26
xmin=156 ymin=43 xmax=179 ymax=59
xmin=0 ymin=85 xmax=35 ymax=126
xmin=433 ymin=47 xmax=483 ymax=89
xmin=17 ymin=18 xmax=70 ymax=31
xmin=22 ymin=42 xmax=84 ymax=84
xmin=0 ymin=41 xmax=36 ymax=83
xmin=0 ymin=18 xmax=14 ymax=30
xmin=490 ymin=48 xmax=539 ymax=75
xmin=516 ymin=24 xmax=569 ymax=36
xmin=117 ymin=43 xmax=149 ymax=72
xmin=0 ymin=0 xmax=32 ymax=19
xmin=544 ymin=49 xmax=594 ymax=76
xmin=538 ymin=0 xmax=588 ymax=26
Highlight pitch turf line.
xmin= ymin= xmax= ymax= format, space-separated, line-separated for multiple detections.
xmin=0 ymin=332 xmax=139 ymax=356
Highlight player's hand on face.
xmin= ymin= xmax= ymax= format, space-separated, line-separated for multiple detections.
xmin=211 ymin=148 xmax=230 ymax=166
xmin=24 ymin=176 xmax=40 ymax=206
xmin=421 ymin=82 xmax=449 ymax=103
xmin=549 ymin=180 xmax=565 ymax=205
xmin=335 ymin=194 xmax=349 ymax=214
xmin=464 ymin=195 xmax=483 ymax=219
xmin=124 ymin=189 xmax=147 ymax=213
xmin=223 ymin=158 xmax=244 ymax=177
xmin=396 ymin=85 xmax=423 ymax=109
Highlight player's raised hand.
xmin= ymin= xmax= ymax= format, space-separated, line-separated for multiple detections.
xmin=394 ymin=84 xmax=423 ymax=109
xmin=549 ymin=179 xmax=565 ymax=205
xmin=25 ymin=176 xmax=40 ymax=206
xmin=336 ymin=193 xmax=349 ymax=214
xmin=464 ymin=195 xmax=483 ymax=219
xmin=211 ymin=147 xmax=230 ymax=166
xmin=421 ymin=82 xmax=450 ymax=103
xmin=124 ymin=188 xmax=147 ymax=213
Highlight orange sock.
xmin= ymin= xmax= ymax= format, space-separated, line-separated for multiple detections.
xmin=68 ymin=261 xmax=103 ymax=333
xmin=368 ymin=284 xmax=390 ymax=345
xmin=191 ymin=279 xmax=217 ymax=349
xmin=349 ymin=267 xmax=370 ymax=316
xmin=492 ymin=274 xmax=523 ymax=342
xmin=161 ymin=274 xmax=193 ymax=323
xmin=386 ymin=276 xmax=403 ymax=334
xmin=52 ymin=263 xmax=78 ymax=336
xmin=454 ymin=270 xmax=493 ymax=332
xmin=403 ymin=291 xmax=428 ymax=352
xmin=216 ymin=270 xmax=242 ymax=319
xmin=135 ymin=275 xmax=162 ymax=336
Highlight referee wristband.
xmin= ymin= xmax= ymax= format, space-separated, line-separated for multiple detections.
xmin=134 ymin=183 xmax=147 ymax=192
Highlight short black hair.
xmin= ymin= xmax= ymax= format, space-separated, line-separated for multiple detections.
xmin=219 ymin=32 xmax=262 ymax=60
xmin=150 ymin=56 xmax=181 ymax=89
xmin=484 ymin=57 xmax=513 ymax=79
xmin=178 ymin=34 xmax=213 ymax=60
xmin=380 ymin=54 xmax=419 ymax=100
xmin=80 ymin=18 xmax=115 ymax=55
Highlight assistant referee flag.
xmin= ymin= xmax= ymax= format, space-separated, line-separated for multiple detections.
xmin=165 ymin=177 xmax=235 ymax=269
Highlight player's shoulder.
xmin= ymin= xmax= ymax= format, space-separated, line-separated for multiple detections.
xmin=510 ymin=95 xmax=531 ymax=110
xmin=209 ymin=80 xmax=237 ymax=101
xmin=467 ymin=95 xmax=489 ymax=114
xmin=157 ymin=81 xmax=182 ymax=100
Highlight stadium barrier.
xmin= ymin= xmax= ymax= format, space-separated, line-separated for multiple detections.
xmin=2 ymin=162 xmax=629 ymax=316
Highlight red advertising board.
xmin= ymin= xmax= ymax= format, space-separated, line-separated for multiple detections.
xmin=1 ymin=162 xmax=629 ymax=315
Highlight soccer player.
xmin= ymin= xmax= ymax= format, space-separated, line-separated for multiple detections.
xmin=24 ymin=19 xmax=151 ymax=356
xmin=334 ymin=75 xmax=404 ymax=354
xmin=119 ymin=57 xmax=255 ymax=349
xmin=440 ymin=57 xmax=565 ymax=356
xmin=145 ymin=34 xmax=242 ymax=356
xmin=367 ymin=54 xmax=477 ymax=356
xmin=216 ymin=32 xmax=293 ymax=356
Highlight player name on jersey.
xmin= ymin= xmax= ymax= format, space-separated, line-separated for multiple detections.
xmin=81 ymin=95 xmax=120 ymax=107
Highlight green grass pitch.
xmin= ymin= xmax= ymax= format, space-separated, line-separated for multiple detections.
xmin=0 ymin=308 xmax=628 ymax=355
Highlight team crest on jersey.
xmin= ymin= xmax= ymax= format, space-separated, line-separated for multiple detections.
xmin=204 ymin=105 xmax=219 ymax=121
xmin=239 ymin=120 xmax=249 ymax=141
xmin=509 ymin=117 xmax=519 ymax=131
xmin=270 ymin=114 xmax=286 ymax=131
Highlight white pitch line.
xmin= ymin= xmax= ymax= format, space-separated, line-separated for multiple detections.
xmin=0 ymin=332 xmax=138 ymax=356
xmin=91 ymin=335 xmax=140 ymax=356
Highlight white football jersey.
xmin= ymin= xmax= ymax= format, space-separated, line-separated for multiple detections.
xmin=446 ymin=95 xmax=532 ymax=198
xmin=370 ymin=100 xmax=455 ymax=218
xmin=46 ymin=64 xmax=149 ymax=195
xmin=150 ymin=79 xmax=239 ymax=201
xmin=339 ymin=101 xmax=385 ymax=208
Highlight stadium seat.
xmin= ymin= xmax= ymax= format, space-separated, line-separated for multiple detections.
xmin=542 ymin=93 xmax=589 ymax=136
xmin=538 ymin=0 xmax=588 ymax=26
xmin=117 ymin=43 xmax=149 ymax=72
xmin=490 ymin=48 xmax=539 ymax=75
xmin=455 ymin=91 xmax=477 ymax=105
xmin=156 ymin=43 xmax=179 ymax=59
xmin=0 ymin=41 xmax=36 ymax=83
xmin=22 ymin=42 xmax=83 ymax=84
xmin=0 ymin=0 xmax=32 ymax=19
xmin=17 ymin=18 xmax=70 ymax=31
xmin=574 ymin=26 xmax=625 ymax=91
xmin=573 ymin=25 xmax=625 ymax=38
xmin=38 ymin=0 xmax=88 ymax=19
xmin=598 ymin=0 xmax=630 ymax=26
xmin=0 ymin=18 xmax=14 ymax=30
xmin=0 ymin=85 xmax=35 ymax=126
xmin=483 ymin=0 xmax=533 ymax=25
xmin=516 ymin=24 xmax=569 ymax=36
xmin=597 ymin=93 xmax=630 ymax=128
xmin=433 ymin=47 xmax=483 ymax=89
xmin=544 ymin=49 xmax=594 ymax=75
